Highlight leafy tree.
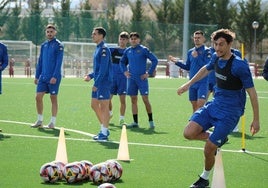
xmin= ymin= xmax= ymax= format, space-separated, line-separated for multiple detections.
xmin=78 ymin=0 xmax=93 ymax=41
xmin=53 ymin=0 xmax=73 ymax=41
xmin=21 ymin=0 xmax=45 ymax=45
xmin=6 ymin=4 xmax=22 ymax=40
xmin=234 ymin=0 xmax=267 ymax=62
xmin=0 ymin=0 xmax=9 ymax=30
xmin=128 ymin=0 xmax=144 ymax=33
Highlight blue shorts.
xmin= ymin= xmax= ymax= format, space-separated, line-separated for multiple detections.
xmin=190 ymin=102 xmax=240 ymax=146
xmin=110 ymin=74 xmax=127 ymax=95
xmin=92 ymin=87 xmax=110 ymax=100
xmin=189 ymin=82 xmax=208 ymax=101
xmin=36 ymin=76 xmax=61 ymax=95
xmin=127 ymin=76 xmax=149 ymax=96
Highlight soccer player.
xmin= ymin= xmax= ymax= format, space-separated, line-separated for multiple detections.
xmin=262 ymin=57 xmax=268 ymax=81
xmin=109 ymin=31 xmax=129 ymax=126
xmin=177 ymin=29 xmax=260 ymax=188
xmin=31 ymin=24 xmax=64 ymax=129
xmin=120 ymin=32 xmax=158 ymax=129
xmin=84 ymin=27 xmax=112 ymax=141
xmin=0 ymin=41 xmax=8 ymax=95
xmin=169 ymin=30 xmax=211 ymax=113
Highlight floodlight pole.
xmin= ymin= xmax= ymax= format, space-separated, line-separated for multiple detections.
xmin=252 ymin=21 xmax=259 ymax=63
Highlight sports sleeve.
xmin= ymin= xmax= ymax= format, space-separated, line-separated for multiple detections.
xmin=35 ymin=45 xmax=43 ymax=79
xmin=262 ymin=58 xmax=268 ymax=81
xmin=119 ymin=49 xmax=128 ymax=73
xmin=94 ymin=47 xmax=110 ymax=88
xmin=145 ymin=48 xmax=158 ymax=75
xmin=0 ymin=44 xmax=8 ymax=71
xmin=52 ymin=42 xmax=64 ymax=78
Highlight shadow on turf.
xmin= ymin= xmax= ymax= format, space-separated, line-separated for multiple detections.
xmin=37 ymin=127 xmax=71 ymax=137
xmin=109 ymin=123 xmax=168 ymax=135
xmin=244 ymin=152 xmax=268 ymax=163
xmin=0 ymin=133 xmax=11 ymax=141
xmin=229 ymin=132 xmax=265 ymax=140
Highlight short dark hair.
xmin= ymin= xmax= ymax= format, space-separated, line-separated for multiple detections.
xmin=46 ymin=24 xmax=56 ymax=30
xmin=94 ymin=27 xmax=106 ymax=38
xmin=212 ymin=29 xmax=235 ymax=44
xmin=119 ymin=31 xmax=129 ymax=39
xmin=129 ymin=32 xmax=140 ymax=38
xmin=194 ymin=30 xmax=204 ymax=36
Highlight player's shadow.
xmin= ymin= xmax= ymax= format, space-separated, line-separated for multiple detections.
xmin=230 ymin=132 xmax=265 ymax=140
xmin=0 ymin=133 xmax=11 ymax=141
xmin=96 ymin=140 xmax=119 ymax=150
xmin=37 ymin=128 xmax=70 ymax=137
xmin=127 ymin=127 xmax=168 ymax=135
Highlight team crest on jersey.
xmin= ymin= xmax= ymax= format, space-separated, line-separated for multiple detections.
xmin=137 ymin=50 xmax=141 ymax=53
xmin=102 ymin=49 xmax=107 ymax=56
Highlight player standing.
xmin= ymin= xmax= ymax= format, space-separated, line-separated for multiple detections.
xmin=84 ymin=27 xmax=112 ymax=141
xmin=120 ymin=32 xmax=158 ymax=129
xmin=169 ymin=30 xmax=211 ymax=113
xmin=31 ymin=24 xmax=64 ymax=129
xmin=109 ymin=31 xmax=129 ymax=126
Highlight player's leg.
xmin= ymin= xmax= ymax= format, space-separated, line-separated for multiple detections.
xmin=31 ymin=91 xmax=45 ymax=128
xmin=119 ymin=94 xmax=126 ymax=125
xmin=127 ymin=78 xmax=139 ymax=128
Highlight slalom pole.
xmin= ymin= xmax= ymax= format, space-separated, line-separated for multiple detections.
xmin=241 ymin=43 xmax=246 ymax=152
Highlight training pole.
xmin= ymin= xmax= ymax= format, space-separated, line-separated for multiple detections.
xmin=211 ymin=149 xmax=226 ymax=188
xmin=117 ymin=124 xmax=130 ymax=161
xmin=55 ymin=127 xmax=68 ymax=164
xmin=241 ymin=43 xmax=246 ymax=152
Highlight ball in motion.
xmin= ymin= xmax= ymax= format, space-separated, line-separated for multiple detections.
xmin=40 ymin=162 xmax=60 ymax=183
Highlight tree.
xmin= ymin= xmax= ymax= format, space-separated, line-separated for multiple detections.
xmin=129 ymin=0 xmax=144 ymax=33
xmin=6 ymin=3 xmax=22 ymax=40
xmin=0 ymin=0 xmax=9 ymax=30
xmin=78 ymin=0 xmax=93 ymax=41
xmin=234 ymin=0 xmax=267 ymax=62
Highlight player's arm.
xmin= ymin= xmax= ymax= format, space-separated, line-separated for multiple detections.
xmin=177 ymin=65 xmax=209 ymax=95
xmin=246 ymin=87 xmax=260 ymax=136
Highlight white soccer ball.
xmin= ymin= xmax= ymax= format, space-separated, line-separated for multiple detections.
xmin=63 ymin=162 xmax=83 ymax=183
xmin=105 ymin=160 xmax=123 ymax=181
xmin=39 ymin=162 xmax=60 ymax=183
xmin=98 ymin=182 xmax=116 ymax=188
xmin=80 ymin=160 xmax=93 ymax=180
xmin=52 ymin=161 xmax=65 ymax=180
xmin=90 ymin=162 xmax=110 ymax=184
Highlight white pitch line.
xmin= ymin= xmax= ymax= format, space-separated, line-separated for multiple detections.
xmin=1 ymin=119 xmax=268 ymax=156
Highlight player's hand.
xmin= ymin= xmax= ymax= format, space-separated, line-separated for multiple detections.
xmin=140 ymin=73 xmax=148 ymax=80
xmin=50 ymin=77 xmax=56 ymax=84
xmin=124 ymin=71 xmax=130 ymax=78
xmin=250 ymin=120 xmax=260 ymax=136
xmin=177 ymin=83 xmax=190 ymax=95
xmin=168 ymin=55 xmax=177 ymax=63
xmin=84 ymin=75 xmax=91 ymax=82
xmin=92 ymin=86 xmax=97 ymax=92
xmin=34 ymin=78 xmax=38 ymax=85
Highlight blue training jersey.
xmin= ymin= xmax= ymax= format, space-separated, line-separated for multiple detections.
xmin=89 ymin=41 xmax=112 ymax=88
xmin=0 ymin=43 xmax=8 ymax=71
xmin=35 ymin=38 xmax=64 ymax=80
xmin=175 ymin=45 xmax=211 ymax=83
xmin=120 ymin=44 xmax=158 ymax=76
xmin=206 ymin=53 xmax=254 ymax=115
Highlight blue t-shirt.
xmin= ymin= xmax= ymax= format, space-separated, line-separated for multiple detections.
xmin=120 ymin=44 xmax=158 ymax=77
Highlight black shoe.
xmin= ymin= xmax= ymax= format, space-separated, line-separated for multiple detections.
xmin=218 ymin=137 xmax=229 ymax=148
xmin=190 ymin=176 xmax=209 ymax=188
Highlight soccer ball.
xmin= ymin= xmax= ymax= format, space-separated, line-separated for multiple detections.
xmin=63 ymin=162 xmax=83 ymax=183
xmin=90 ymin=162 xmax=110 ymax=184
xmin=40 ymin=162 xmax=60 ymax=183
xmin=52 ymin=161 xmax=65 ymax=180
xmin=80 ymin=160 xmax=93 ymax=180
xmin=98 ymin=182 xmax=116 ymax=188
xmin=105 ymin=160 xmax=123 ymax=181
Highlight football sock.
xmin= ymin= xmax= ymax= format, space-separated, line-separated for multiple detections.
xmin=109 ymin=111 xmax=113 ymax=116
xmin=38 ymin=114 xmax=43 ymax=121
xmin=133 ymin=114 xmax=138 ymax=124
xmin=119 ymin=115 xmax=124 ymax=120
xmin=200 ymin=169 xmax=210 ymax=180
xmin=101 ymin=125 xmax=108 ymax=136
xmin=50 ymin=116 xmax=56 ymax=124
xmin=148 ymin=113 xmax=153 ymax=121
